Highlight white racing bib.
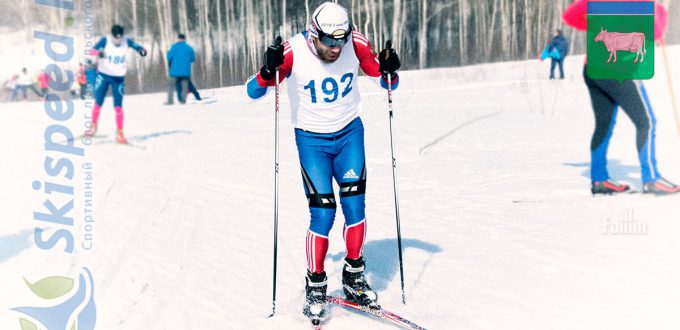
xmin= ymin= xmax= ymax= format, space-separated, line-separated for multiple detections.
xmin=286 ymin=33 xmax=362 ymax=133
xmin=98 ymin=36 xmax=130 ymax=77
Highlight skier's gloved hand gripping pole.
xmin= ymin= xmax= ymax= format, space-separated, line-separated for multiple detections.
xmin=261 ymin=36 xmax=285 ymax=81
xmin=379 ymin=40 xmax=401 ymax=82
xmin=379 ymin=40 xmax=407 ymax=304
xmin=264 ymin=36 xmax=283 ymax=318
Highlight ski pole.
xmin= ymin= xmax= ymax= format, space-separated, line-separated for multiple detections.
xmin=384 ymin=40 xmax=406 ymax=305
xmin=660 ymin=38 xmax=680 ymax=136
xmin=269 ymin=37 xmax=282 ymax=318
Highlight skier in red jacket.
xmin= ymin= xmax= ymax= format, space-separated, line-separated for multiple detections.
xmin=563 ymin=0 xmax=679 ymax=195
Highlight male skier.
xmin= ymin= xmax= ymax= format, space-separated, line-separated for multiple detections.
xmin=86 ymin=24 xmax=147 ymax=144
xmin=245 ymin=1 xmax=402 ymax=322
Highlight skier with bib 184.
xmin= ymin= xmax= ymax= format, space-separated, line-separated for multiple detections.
xmin=85 ymin=24 xmax=147 ymax=144
xmin=245 ymin=1 xmax=401 ymax=323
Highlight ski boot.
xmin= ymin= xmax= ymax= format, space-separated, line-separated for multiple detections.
xmin=84 ymin=122 xmax=98 ymax=137
xmin=591 ymin=179 xmax=630 ymax=195
xmin=115 ymin=129 xmax=128 ymax=144
xmin=342 ymin=257 xmax=379 ymax=309
xmin=643 ymin=178 xmax=680 ymax=195
xmin=303 ymin=271 xmax=328 ymax=324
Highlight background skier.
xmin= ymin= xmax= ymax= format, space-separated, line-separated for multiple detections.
xmin=85 ymin=24 xmax=147 ymax=144
xmin=563 ymin=0 xmax=679 ymax=195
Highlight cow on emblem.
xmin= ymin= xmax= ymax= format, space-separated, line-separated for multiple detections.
xmin=594 ymin=27 xmax=646 ymax=64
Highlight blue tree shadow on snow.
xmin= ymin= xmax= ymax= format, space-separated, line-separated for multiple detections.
xmin=563 ymin=160 xmax=641 ymax=186
xmin=0 ymin=230 xmax=33 ymax=264
xmin=127 ymin=130 xmax=193 ymax=143
xmin=327 ymin=238 xmax=442 ymax=293
xmin=96 ymin=130 xmax=193 ymax=146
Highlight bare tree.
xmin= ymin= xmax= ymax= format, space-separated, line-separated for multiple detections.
xmin=418 ymin=0 xmax=428 ymax=69
xmin=216 ymin=0 xmax=225 ymax=86
xmin=5 ymin=0 xmax=593 ymax=93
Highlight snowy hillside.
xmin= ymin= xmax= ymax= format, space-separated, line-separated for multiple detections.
xmin=1 ymin=46 xmax=680 ymax=330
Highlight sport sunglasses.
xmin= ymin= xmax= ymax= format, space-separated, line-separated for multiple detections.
xmin=315 ymin=25 xmax=352 ymax=48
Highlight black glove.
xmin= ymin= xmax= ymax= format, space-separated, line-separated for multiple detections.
xmin=260 ymin=36 xmax=284 ymax=81
xmin=98 ymin=51 xmax=106 ymax=59
xmin=379 ymin=40 xmax=401 ymax=79
xmin=139 ymin=48 xmax=148 ymax=57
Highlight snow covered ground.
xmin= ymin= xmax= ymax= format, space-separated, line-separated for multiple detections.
xmin=1 ymin=46 xmax=680 ymax=330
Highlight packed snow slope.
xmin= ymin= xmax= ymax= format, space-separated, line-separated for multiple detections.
xmin=1 ymin=47 xmax=680 ymax=330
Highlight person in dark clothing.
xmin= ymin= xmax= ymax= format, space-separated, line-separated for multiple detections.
xmin=166 ymin=33 xmax=196 ymax=104
xmin=12 ymin=68 xmax=43 ymax=100
xmin=186 ymin=79 xmax=202 ymax=101
xmin=583 ymin=69 xmax=665 ymax=190
xmin=564 ymin=0 xmax=679 ymax=195
xmin=548 ymin=29 xmax=569 ymax=80
xmin=84 ymin=59 xmax=97 ymax=98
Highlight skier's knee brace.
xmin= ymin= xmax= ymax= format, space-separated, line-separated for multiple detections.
xmin=339 ymin=179 xmax=366 ymax=198
xmin=307 ymin=192 xmax=336 ymax=209
xmin=339 ymin=165 xmax=366 ymax=198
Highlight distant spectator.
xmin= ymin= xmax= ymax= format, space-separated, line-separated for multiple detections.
xmin=12 ymin=68 xmax=43 ymax=101
xmin=3 ymin=75 xmax=17 ymax=102
xmin=166 ymin=33 xmax=197 ymax=104
xmin=546 ymin=29 xmax=569 ymax=80
xmin=85 ymin=58 xmax=98 ymax=97
xmin=37 ymin=69 xmax=49 ymax=97
xmin=77 ymin=63 xmax=87 ymax=99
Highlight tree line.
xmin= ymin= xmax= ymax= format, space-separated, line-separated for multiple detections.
xmin=2 ymin=0 xmax=675 ymax=94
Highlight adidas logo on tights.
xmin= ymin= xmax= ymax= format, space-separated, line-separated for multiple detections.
xmin=343 ymin=169 xmax=358 ymax=180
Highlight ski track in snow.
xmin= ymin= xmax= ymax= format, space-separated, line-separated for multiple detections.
xmin=419 ymin=110 xmax=504 ymax=155
xmin=2 ymin=48 xmax=680 ymax=329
